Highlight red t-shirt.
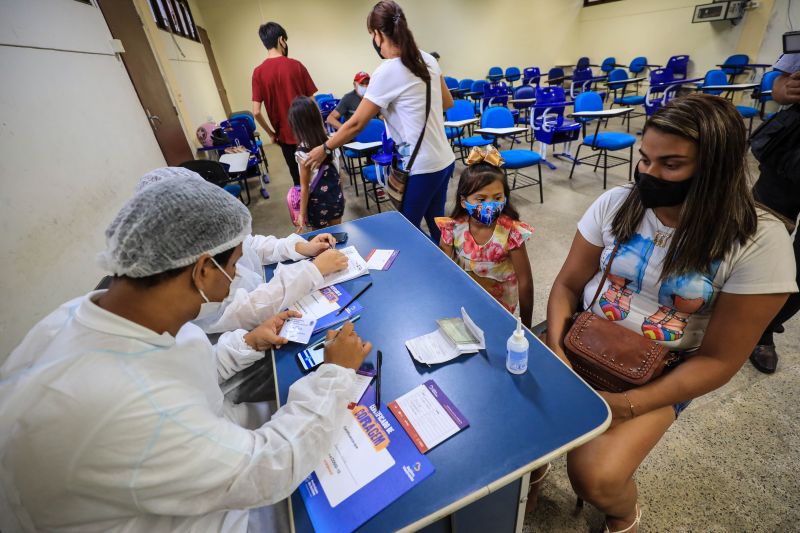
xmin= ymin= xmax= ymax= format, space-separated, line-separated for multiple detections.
xmin=252 ymin=56 xmax=317 ymax=145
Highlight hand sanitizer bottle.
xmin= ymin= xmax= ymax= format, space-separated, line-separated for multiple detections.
xmin=506 ymin=318 xmax=529 ymax=374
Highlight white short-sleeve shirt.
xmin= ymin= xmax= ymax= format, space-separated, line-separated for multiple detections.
xmin=364 ymin=50 xmax=455 ymax=175
xmin=577 ymin=186 xmax=797 ymax=352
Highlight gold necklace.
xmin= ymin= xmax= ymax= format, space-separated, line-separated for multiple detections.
xmin=654 ymin=230 xmax=672 ymax=248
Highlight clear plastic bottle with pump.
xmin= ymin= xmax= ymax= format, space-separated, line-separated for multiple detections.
xmin=506 ymin=317 xmax=529 ymax=374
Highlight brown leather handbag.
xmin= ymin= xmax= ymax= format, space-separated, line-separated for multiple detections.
xmin=564 ymin=243 xmax=679 ymax=392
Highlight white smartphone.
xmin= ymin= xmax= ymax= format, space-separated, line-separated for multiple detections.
xmin=296 ymin=337 xmax=326 ymax=372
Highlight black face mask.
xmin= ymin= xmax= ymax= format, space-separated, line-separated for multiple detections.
xmin=634 ymin=166 xmax=694 ymax=208
xmin=372 ymin=36 xmax=384 ymax=59
xmin=281 ymin=39 xmax=288 ymax=57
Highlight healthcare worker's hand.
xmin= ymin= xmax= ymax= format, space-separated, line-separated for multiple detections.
xmin=313 ymin=249 xmax=348 ymax=275
xmin=324 ymin=322 xmax=372 ymax=370
xmin=244 ymin=310 xmax=302 ymax=351
xmin=296 ymin=234 xmax=336 ymax=257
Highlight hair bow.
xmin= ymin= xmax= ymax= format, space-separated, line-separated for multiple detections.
xmin=466 ymin=146 xmax=505 ymax=167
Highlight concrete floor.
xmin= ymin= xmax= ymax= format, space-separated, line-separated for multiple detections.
xmin=247 ymin=114 xmax=800 ymax=532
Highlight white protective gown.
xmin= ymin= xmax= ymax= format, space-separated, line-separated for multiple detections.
xmin=193 ymin=234 xmax=324 ymax=333
xmin=0 ymin=291 xmax=355 ymax=532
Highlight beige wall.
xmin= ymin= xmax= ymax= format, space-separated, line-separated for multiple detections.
xmin=0 ymin=0 xmax=166 ymax=361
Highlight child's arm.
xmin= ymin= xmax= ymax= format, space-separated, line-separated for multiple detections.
xmin=510 ymin=246 xmax=534 ymax=328
xmin=298 ymin=162 xmax=311 ymax=231
xmin=439 ymin=237 xmax=455 ymax=259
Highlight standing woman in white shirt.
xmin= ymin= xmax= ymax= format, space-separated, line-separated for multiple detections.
xmin=304 ymin=1 xmax=456 ymax=243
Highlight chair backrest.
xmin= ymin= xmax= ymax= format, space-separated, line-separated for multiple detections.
xmin=576 ymin=57 xmax=590 ymax=70
xmin=547 ymin=67 xmax=565 ymax=84
xmin=481 ymin=106 xmax=514 ymax=129
xmin=314 ymin=93 xmax=334 ymax=104
xmin=319 ymin=99 xmax=338 ymax=113
xmin=575 ymin=91 xmax=603 ymax=114
xmin=446 ymin=99 xmax=476 ymax=121
xmin=533 ymin=86 xmax=567 ymax=130
xmin=482 ymin=81 xmax=509 ymax=110
xmin=179 ymin=159 xmax=230 ymax=187
xmin=702 ymin=69 xmax=728 ymax=95
xmin=488 ymin=66 xmax=503 ymax=81
xmin=505 ymin=66 xmax=521 ymax=81
xmin=444 ymin=76 xmax=459 ymax=90
xmin=355 ymin=118 xmax=385 ymax=143
xmin=722 ymin=54 xmax=749 ymax=76
xmin=759 ymin=70 xmax=781 ymax=102
xmin=512 ymin=84 xmax=536 ymax=109
xmin=220 ymin=119 xmax=254 ymax=150
xmin=607 ymin=68 xmax=629 ymax=91
xmin=523 ymin=67 xmax=541 ymax=86
xmin=666 ymin=55 xmax=689 ymax=79
xmin=629 ymin=56 xmax=647 ymax=74
xmin=229 ymin=113 xmax=256 ymax=136
xmin=600 ymin=57 xmax=616 ymax=73
xmin=649 ymin=67 xmax=674 ymax=87
xmin=471 ymin=79 xmax=487 ymax=95
xmin=458 ymin=78 xmax=474 ymax=90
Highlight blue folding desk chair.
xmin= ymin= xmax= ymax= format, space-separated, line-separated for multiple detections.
xmin=198 ymin=119 xmax=268 ymax=201
xmin=359 ymin=132 xmax=394 ymax=212
xmin=229 ymin=111 xmax=270 ymax=185
xmin=504 ymin=66 xmax=521 ymax=86
xmin=467 ymin=80 xmax=488 ymax=114
xmin=628 ymin=56 xmax=661 ymax=78
xmin=444 ymin=76 xmax=459 ymax=91
xmin=569 ymin=91 xmax=636 ymax=189
xmin=480 ymin=107 xmax=544 ymax=201
xmin=643 ymin=68 xmax=703 ymax=117
xmin=606 ymin=68 xmax=646 ymax=132
xmin=480 ymin=81 xmax=511 ymax=115
xmin=522 ymin=67 xmax=541 ymax=86
xmin=718 ymin=54 xmax=749 ymax=83
xmin=487 ymin=66 xmax=504 ymax=82
xmin=512 ymin=84 xmax=536 ymax=141
xmin=666 ymin=54 xmax=690 ymax=80
xmin=547 ymin=67 xmax=569 ymax=87
xmin=698 ymin=69 xmax=728 ymax=95
xmin=530 ymin=86 xmax=580 ymax=170
xmin=342 ymin=118 xmax=384 ymax=194
xmin=569 ymin=67 xmax=607 ymax=100
xmin=447 ymin=100 xmax=492 ymax=162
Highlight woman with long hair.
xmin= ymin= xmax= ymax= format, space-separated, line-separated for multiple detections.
xmin=544 ymin=94 xmax=796 ymax=532
xmin=303 ymin=1 xmax=455 ymax=243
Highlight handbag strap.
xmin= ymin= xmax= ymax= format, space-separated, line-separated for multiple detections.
xmin=587 ymin=242 xmax=622 ymax=310
xmin=403 ymin=77 xmax=432 ymax=172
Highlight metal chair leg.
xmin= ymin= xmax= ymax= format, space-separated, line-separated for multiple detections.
xmin=629 ymin=145 xmax=634 ymax=181
xmin=538 ymin=163 xmax=543 ymax=203
xmin=603 ymin=150 xmax=608 ymax=189
xmin=569 ymin=145 xmax=581 ymax=180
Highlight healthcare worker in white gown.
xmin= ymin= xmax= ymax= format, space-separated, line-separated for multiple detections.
xmin=136 ymin=168 xmax=350 ymax=334
xmin=0 ymin=174 xmax=372 ymax=532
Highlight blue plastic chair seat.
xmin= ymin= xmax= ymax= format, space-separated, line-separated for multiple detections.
xmin=344 ymin=148 xmax=359 ymax=158
xmin=736 ymin=105 xmax=758 ymax=118
xmin=614 ymin=95 xmax=646 ymax=105
xmin=500 ymin=149 xmax=542 ymax=169
xmin=362 ymin=165 xmax=379 ymax=183
xmin=453 ymin=136 xmax=493 ymax=148
xmin=223 ymin=184 xmax=242 ymax=197
xmin=583 ymin=132 xmax=636 ymax=150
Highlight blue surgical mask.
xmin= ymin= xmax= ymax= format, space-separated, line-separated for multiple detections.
xmin=464 ymin=200 xmax=505 ymax=225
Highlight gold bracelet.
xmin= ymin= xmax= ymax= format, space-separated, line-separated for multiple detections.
xmin=622 ymin=391 xmax=636 ymax=419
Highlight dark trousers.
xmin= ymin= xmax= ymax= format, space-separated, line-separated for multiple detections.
xmin=278 ymin=142 xmax=300 ymax=186
xmin=753 ymin=164 xmax=800 ymax=345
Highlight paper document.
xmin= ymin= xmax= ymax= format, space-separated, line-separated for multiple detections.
xmin=289 ymin=284 xmax=363 ymax=334
xmin=320 ymin=246 xmax=369 ymax=288
xmin=365 ymin=249 xmax=399 ymax=271
xmin=405 ymin=308 xmax=485 ymax=365
xmin=279 ymin=317 xmax=317 ymax=344
xmin=347 ymin=370 xmax=375 ymax=408
xmin=388 ymin=380 xmax=469 ymax=454
xmin=315 ymin=408 xmax=396 ymax=507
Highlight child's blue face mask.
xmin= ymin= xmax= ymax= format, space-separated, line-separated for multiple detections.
xmin=464 ymin=200 xmax=505 ymax=225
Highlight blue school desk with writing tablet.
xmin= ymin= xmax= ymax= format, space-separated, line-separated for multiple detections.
xmin=271 ymin=212 xmax=609 ymax=533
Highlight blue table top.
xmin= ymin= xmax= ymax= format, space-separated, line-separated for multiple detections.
xmin=272 ymin=212 xmax=609 ymax=532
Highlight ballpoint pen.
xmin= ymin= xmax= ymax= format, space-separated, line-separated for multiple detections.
xmin=376 ymin=350 xmax=382 ymax=408
xmin=335 ymin=282 xmax=373 ymax=316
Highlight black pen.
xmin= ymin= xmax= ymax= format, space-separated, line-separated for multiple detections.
xmin=335 ymin=282 xmax=373 ymax=316
xmin=376 ymin=350 xmax=382 ymax=408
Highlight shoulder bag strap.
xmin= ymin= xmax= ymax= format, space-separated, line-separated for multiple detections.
xmin=309 ymin=163 xmax=329 ymax=192
xmin=587 ymin=241 xmax=622 ymax=310
xmin=403 ymin=77 xmax=432 ymax=172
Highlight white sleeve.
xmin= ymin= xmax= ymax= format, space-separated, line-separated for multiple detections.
xmin=204 ymin=261 xmax=325 ymax=333
xmin=722 ymin=218 xmax=798 ymax=295
xmin=215 ymin=329 xmax=265 ymax=382
xmin=364 ymin=62 xmax=406 ymax=109
xmin=577 ymin=186 xmax=630 ymax=247
xmin=72 ymin=364 xmax=357 ymax=513
xmin=250 ymin=233 xmax=308 ymax=264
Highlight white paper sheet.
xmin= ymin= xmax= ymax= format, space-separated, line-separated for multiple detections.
xmin=289 ymin=290 xmax=340 ymax=320
xmin=320 ymin=246 xmax=369 ymax=288
xmin=348 ymin=372 xmax=374 ymax=406
xmin=279 ymin=317 xmax=317 ymax=344
xmin=365 ymin=249 xmax=397 ymax=270
xmin=391 ymin=385 xmax=460 ymax=451
xmin=315 ymin=410 xmax=395 ymax=507
xmin=405 ymin=308 xmax=485 ymax=365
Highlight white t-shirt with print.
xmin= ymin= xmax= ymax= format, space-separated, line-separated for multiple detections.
xmin=364 ymin=50 xmax=455 ymax=175
xmin=577 ymin=186 xmax=797 ymax=352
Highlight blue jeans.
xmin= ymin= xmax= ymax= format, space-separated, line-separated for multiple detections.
xmin=401 ymin=162 xmax=455 ymax=244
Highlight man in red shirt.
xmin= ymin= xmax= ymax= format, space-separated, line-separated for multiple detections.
xmin=252 ymin=22 xmax=317 ymax=186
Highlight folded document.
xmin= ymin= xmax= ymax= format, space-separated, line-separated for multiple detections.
xmin=405 ymin=308 xmax=485 ymax=365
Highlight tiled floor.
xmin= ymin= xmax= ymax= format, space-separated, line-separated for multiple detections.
xmin=247 ymin=115 xmax=799 ymax=532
